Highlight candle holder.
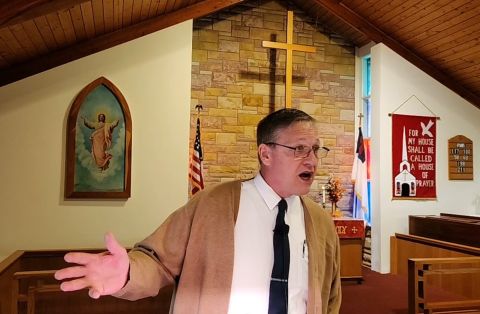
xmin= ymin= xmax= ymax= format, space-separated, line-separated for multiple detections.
xmin=321 ymin=185 xmax=327 ymax=209
xmin=320 ymin=199 xmax=326 ymax=209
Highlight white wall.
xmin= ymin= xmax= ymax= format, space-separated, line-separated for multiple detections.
xmin=370 ymin=43 xmax=480 ymax=273
xmin=0 ymin=21 xmax=193 ymax=260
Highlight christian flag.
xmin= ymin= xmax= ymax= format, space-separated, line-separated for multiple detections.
xmin=189 ymin=117 xmax=204 ymax=195
xmin=351 ymin=127 xmax=368 ymax=220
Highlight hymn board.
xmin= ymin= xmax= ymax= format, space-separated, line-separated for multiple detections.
xmin=448 ymin=135 xmax=473 ymax=180
xmin=262 ymin=11 xmax=316 ymax=108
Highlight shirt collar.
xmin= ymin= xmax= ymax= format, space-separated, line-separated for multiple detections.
xmin=253 ymin=173 xmax=282 ymax=211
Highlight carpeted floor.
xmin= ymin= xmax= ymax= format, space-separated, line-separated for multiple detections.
xmin=340 ymin=267 xmax=409 ymax=314
xmin=340 ymin=267 xmax=470 ymax=314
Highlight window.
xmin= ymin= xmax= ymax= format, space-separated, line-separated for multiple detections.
xmin=362 ymin=55 xmax=372 ymax=226
xmin=362 ymin=56 xmax=371 ymax=137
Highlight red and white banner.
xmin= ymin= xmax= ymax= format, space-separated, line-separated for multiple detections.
xmin=392 ymin=114 xmax=436 ymax=199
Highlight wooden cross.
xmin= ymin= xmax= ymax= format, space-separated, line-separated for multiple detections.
xmin=358 ymin=113 xmax=364 ymax=126
xmin=262 ymin=11 xmax=316 ymax=108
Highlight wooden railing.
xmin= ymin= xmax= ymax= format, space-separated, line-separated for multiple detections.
xmin=1 ymin=249 xmax=173 ymax=314
xmin=11 ymin=270 xmax=60 ymax=314
xmin=408 ymin=257 xmax=480 ymax=314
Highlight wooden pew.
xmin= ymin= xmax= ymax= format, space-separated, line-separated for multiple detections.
xmin=0 ymin=249 xmax=174 ymax=314
xmin=390 ymin=233 xmax=480 ymax=276
xmin=408 ymin=257 xmax=480 ymax=314
xmin=409 ymin=213 xmax=480 ymax=248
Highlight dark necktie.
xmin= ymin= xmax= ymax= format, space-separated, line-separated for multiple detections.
xmin=268 ymin=198 xmax=289 ymax=314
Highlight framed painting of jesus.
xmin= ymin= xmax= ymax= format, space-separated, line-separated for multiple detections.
xmin=65 ymin=77 xmax=132 ymax=199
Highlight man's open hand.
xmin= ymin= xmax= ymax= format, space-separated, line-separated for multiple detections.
xmin=54 ymin=232 xmax=129 ymax=299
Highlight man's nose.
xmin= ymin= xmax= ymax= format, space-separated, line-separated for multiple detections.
xmin=303 ymin=149 xmax=319 ymax=165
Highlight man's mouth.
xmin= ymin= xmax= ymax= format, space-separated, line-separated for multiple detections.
xmin=299 ymin=171 xmax=314 ymax=181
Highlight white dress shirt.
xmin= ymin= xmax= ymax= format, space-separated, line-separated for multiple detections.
xmin=227 ymin=174 xmax=308 ymax=314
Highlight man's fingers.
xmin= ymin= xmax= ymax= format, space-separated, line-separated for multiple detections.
xmin=64 ymin=252 xmax=97 ymax=265
xmin=56 ymin=234 xmax=127 ymax=298
xmin=54 ymin=266 xmax=87 ymax=280
xmin=104 ymin=232 xmax=125 ymax=256
xmin=59 ymin=278 xmax=89 ymax=292
xmin=89 ymin=288 xmax=101 ymax=299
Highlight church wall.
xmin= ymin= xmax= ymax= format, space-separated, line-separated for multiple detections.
xmin=370 ymin=43 xmax=480 ymax=273
xmin=0 ymin=21 xmax=193 ymax=260
xmin=190 ymin=0 xmax=356 ymax=211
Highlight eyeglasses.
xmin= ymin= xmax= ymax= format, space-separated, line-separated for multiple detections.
xmin=266 ymin=142 xmax=330 ymax=159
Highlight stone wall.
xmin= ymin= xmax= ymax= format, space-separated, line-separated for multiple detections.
xmin=190 ymin=0 xmax=355 ymax=212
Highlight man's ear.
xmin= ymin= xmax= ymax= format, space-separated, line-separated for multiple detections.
xmin=258 ymin=144 xmax=272 ymax=166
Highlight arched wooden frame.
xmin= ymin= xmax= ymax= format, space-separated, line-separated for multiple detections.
xmin=65 ymin=77 xmax=132 ymax=199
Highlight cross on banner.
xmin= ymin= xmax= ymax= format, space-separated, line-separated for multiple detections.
xmin=262 ymin=11 xmax=316 ymax=108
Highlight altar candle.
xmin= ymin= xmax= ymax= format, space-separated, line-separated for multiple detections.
xmin=322 ymin=185 xmax=326 ymax=203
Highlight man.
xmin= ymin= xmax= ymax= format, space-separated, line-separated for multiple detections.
xmin=56 ymin=108 xmax=341 ymax=313
xmin=82 ymin=113 xmax=119 ymax=171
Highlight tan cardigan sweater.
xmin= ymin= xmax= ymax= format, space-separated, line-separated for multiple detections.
xmin=115 ymin=180 xmax=341 ymax=314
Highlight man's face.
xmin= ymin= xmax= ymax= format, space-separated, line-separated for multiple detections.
xmin=259 ymin=121 xmax=320 ymax=198
xmin=98 ymin=114 xmax=105 ymax=122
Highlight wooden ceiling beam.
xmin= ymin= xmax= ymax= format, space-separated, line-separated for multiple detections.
xmin=0 ymin=0 xmax=245 ymax=87
xmin=0 ymin=0 xmax=49 ymax=26
xmin=309 ymin=0 xmax=480 ymax=109
xmin=0 ymin=0 xmax=90 ymax=27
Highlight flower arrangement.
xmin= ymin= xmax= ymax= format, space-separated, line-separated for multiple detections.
xmin=325 ymin=176 xmax=345 ymax=216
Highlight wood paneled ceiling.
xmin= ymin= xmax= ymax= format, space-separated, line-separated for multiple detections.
xmin=1 ymin=0 xmax=479 ymax=108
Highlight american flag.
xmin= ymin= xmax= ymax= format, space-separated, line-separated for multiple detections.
xmin=189 ymin=117 xmax=204 ymax=195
